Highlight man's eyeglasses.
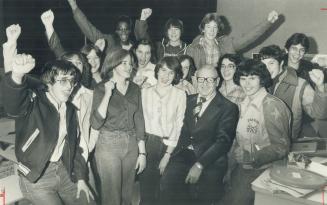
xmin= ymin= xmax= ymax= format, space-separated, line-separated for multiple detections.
xmin=221 ymin=64 xmax=236 ymax=70
xmin=55 ymin=78 xmax=76 ymax=87
xmin=197 ymin=77 xmax=217 ymax=84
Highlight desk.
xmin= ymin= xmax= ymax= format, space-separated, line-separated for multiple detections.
xmin=252 ymin=170 xmax=326 ymax=205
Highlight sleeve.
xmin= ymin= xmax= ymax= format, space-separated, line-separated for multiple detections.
xmin=73 ymin=128 xmax=88 ymax=181
xmin=163 ymin=91 xmax=187 ymax=147
xmin=186 ymin=44 xmax=202 ymax=70
xmin=48 ymin=31 xmax=66 ymax=58
xmin=231 ymin=18 xmax=272 ymax=52
xmin=72 ymin=7 xmax=113 ymax=45
xmin=90 ymin=84 xmax=107 ymax=130
xmin=1 ymin=73 xmax=33 ymax=118
xmin=134 ymin=20 xmax=151 ymax=41
xmin=302 ymin=83 xmax=327 ymax=120
xmin=3 ymin=41 xmax=17 ymax=73
xmin=134 ymin=87 xmax=145 ymax=141
xmin=198 ymin=103 xmax=239 ymax=168
xmin=253 ymin=98 xmax=291 ymax=168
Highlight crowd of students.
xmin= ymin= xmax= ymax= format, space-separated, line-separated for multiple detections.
xmin=1 ymin=0 xmax=327 ymax=205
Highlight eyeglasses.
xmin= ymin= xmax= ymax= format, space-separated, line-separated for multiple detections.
xmin=221 ymin=64 xmax=236 ymax=70
xmin=55 ymin=78 xmax=76 ymax=87
xmin=197 ymin=77 xmax=217 ymax=84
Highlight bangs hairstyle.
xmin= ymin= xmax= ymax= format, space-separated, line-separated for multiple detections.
xmin=233 ymin=59 xmax=272 ymax=88
xmin=134 ymin=38 xmax=157 ymax=64
xmin=199 ymin=13 xmax=227 ymax=37
xmin=285 ymin=33 xmax=310 ymax=52
xmin=164 ymin=18 xmax=184 ymax=37
xmin=217 ymin=53 xmax=242 ymax=74
xmin=41 ymin=60 xmax=78 ymax=85
xmin=259 ymin=45 xmax=284 ymax=64
xmin=154 ymin=56 xmax=183 ymax=85
xmin=80 ymin=43 xmax=102 ymax=57
xmin=101 ymin=48 xmax=134 ymax=81
xmin=60 ymin=51 xmax=93 ymax=89
xmin=178 ymin=54 xmax=196 ymax=82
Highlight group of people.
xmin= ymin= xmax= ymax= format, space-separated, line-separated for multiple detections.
xmin=1 ymin=1 xmax=327 ymax=205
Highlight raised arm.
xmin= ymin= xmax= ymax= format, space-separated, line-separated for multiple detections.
xmin=232 ymin=10 xmax=279 ymax=52
xmin=3 ymin=24 xmax=21 ymax=73
xmin=134 ymin=8 xmax=152 ymax=41
xmin=302 ymin=69 xmax=327 ymax=119
xmin=67 ymin=0 xmax=109 ymax=44
xmin=41 ymin=10 xmax=65 ymax=58
xmin=2 ymin=54 xmax=36 ymax=117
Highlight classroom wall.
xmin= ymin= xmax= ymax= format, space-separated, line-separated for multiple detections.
xmin=217 ymin=0 xmax=327 ymax=58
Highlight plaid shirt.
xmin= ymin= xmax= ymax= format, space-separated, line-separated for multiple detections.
xmin=199 ymin=37 xmax=220 ymax=67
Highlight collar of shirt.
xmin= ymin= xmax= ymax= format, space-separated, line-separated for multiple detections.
xmin=46 ymin=92 xmax=67 ymax=112
xmin=197 ymin=92 xmax=216 ymax=117
xmin=154 ymin=84 xmax=173 ymax=99
xmin=241 ymin=87 xmax=267 ymax=111
xmin=199 ymin=36 xmax=219 ymax=48
xmin=122 ymin=43 xmax=133 ymax=50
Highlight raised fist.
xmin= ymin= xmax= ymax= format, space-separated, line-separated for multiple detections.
xmin=267 ymin=10 xmax=279 ymax=23
xmin=140 ymin=8 xmax=152 ymax=21
xmin=12 ymin=54 xmax=35 ymax=76
xmin=95 ymin=38 xmax=106 ymax=52
xmin=309 ymin=69 xmax=324 ymax=87
xmin=104 ymin=80 xmax=116 ymax=96
xmin=6 ymin=24 xmax=21 ymax=43
xmin=41 ymin=10 xmax=54 ymax=27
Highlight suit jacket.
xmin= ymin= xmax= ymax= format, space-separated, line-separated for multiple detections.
xmin=175 ymin=92 xmax=239 ymax=168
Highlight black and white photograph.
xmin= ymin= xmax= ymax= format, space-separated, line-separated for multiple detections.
xmin=0 ymin=0 xmax=327 ymax=205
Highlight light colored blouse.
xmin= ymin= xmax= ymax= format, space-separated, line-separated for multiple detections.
xmin=142 ymin=85 xmax=186 ymax=147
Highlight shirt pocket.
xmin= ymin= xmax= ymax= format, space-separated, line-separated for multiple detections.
xmin=21 ymin=128 xmax=40 ymax=153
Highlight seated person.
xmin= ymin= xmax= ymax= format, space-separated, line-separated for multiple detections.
xmin=160 ymin=65 xmax=239 ymax=205
xmin=220 ymin=59 xmax=291 ymax=205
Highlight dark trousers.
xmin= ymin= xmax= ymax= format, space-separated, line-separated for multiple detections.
xmin=218 ymin=164 xmax=264 ymax=205
xmin=139 ymin=134 xmax=166 ymax=205
xmin=160 ymin=149 xmax=227 ymax=205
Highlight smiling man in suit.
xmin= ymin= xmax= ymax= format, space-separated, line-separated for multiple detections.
xmin=159 ymin=65 xmax=239 ymax=205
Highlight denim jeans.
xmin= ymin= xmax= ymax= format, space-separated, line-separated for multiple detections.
xmin=95 ymin=130 xmax=138 ymax=205
xmin=218 ymin=164 xmax=264 ymax=205
xmin=19 ymin=160 xmax=95 ymax=205
xmin=139 ymin=134 xmax=166 ymax=205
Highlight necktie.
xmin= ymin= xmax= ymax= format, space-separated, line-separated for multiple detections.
xmin=193 ymin=97 xmax=206 ymax=122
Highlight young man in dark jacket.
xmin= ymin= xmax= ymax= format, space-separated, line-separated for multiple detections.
xmin=1 ymin=54 xmax=94 ymax=205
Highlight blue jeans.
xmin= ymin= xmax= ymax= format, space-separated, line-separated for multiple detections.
xmin=19 ymin=160 xmax=95 ymax=205
xmin=95 ymin=130 xmax=138 ymax=205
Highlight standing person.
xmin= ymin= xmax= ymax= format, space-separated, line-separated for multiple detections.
xmin=140 ymin=56 xmax=186 ymax=205
xmin=175 ymin=55 xmax=196 ymax=95
xmin=135 ymin=8 xmax=187 ymax=60
xmin=220 ymin=59 xmax=291 ymax=205
xmin=187 ymin=11 xmax=279 ymax=70
xmin=41 ymin=9 xmax=100 ymax=89
xmin=1 ymin=55 xmax=94 ymax=205
xmin=160 ymin=65 xmax=239 ymax=205
xmin=259 ymin=45 xmax=327 ymax=141
xmin=217 ymin=54 xmax=245 ymax=104
xmin=67 ymin=0 xmax=134 ymax=52
xmin=90 ymin=48 xmax=146 ymax=205
xmin=283 ymin=33 xmax=327 ymax=138
xmin=133 ymin=39 xmax=158 ymax=88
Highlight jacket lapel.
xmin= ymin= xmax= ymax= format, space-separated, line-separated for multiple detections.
xmin=194 ymin=94 xmax=220 ymax=130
